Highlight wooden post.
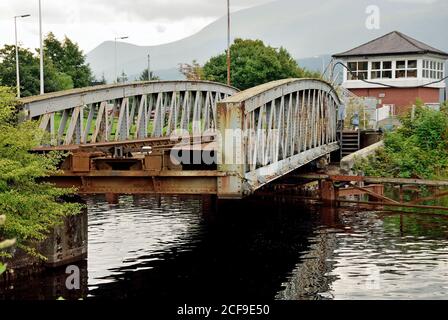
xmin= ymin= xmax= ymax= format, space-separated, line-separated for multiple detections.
xmin=320 ymin=180 xmax=338 ymax=205
xmin=105 ymin=193 xmax=119 ymax=204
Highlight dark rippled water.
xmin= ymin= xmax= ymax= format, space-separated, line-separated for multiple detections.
xmin=2 ymin=195 xmax=448 ymax=300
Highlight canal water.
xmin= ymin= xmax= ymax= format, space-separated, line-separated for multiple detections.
xmin=2 ymin=195 xmax=448 ymax=300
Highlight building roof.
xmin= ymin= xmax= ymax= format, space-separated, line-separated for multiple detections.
xmin=333 ymin=31 xmax=448 ymax=59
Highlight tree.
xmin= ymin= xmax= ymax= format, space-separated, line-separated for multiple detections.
xmin=203 ymin=39 xmax=319 ymax=90
xmin=0 ymin=45 xmax=41 ymax=97
xmin=179 ymin=60 xmax=204 ymax=81
xmin=139 ymin=69 xmax=160 ymax=81
xmin=44 ymin=33 xmax=93 ymax=88
xmin=0 ymin=86 xmax=82 ymax=259
xmin=61 ymin=36 xmax=93 ymax=87
xmin=0 ymin=45 xmax=74 ymax=97
xmin=117 ymin=71 xmax=128 ymax=84
xmin=43 ymin=32 xmax=65 ymax=67
xmin=90 ymin=73 xmax=107 ymax=86
xmin=0 ymin=33 xmax=93 ymax=97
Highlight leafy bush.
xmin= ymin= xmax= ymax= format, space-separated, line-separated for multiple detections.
xmin=0 ymin=215 xmax=15 ymax=275
xmin=0 ymin=86 xmax=82 ymax=259
xmin=355 ymin=101 xmax=448 ymax=179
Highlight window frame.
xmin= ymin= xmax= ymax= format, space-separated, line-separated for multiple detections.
xmin=423 ymin=59 xmax=445 ymax=80
xmin=370 ymin=60 xmax=393 ymax=80
xmin=347 ymin=61 xmax=368 ymax=80
xmin=396 ymin=59 xmax=418 ymax=79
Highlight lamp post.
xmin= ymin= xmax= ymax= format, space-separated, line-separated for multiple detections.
xmin=114 ymin=36 xmax=129 ymax=83
xmin=147 ymin=53 xmax=151 ymax=81
xmin=227 ymin=0 xmax=231 ymax=86
xmin=39 ymin=0 xmax=44 ymax=95
xmin=14 ymin=14 xmax=31 ymax=98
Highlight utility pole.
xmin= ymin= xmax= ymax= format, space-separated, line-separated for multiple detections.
xmin=227 ymin=0 xmax=231 ymax=86
xmin=114 ymin=36 xmax=129 ymax=83
xmin=14 ymin=14 xmax=31 ymax=98
xmin=39 ymin=0 xmax=44 ymax=95
xmin=147 ymin=53 xmax=151 ymax=81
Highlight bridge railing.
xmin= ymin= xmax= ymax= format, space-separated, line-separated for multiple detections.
xmin=217 ymin=78 xmax=342 ymax=199
xmin=20 ymin=81 xmax=239 ymax=146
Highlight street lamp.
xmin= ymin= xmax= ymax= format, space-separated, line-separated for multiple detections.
xmin=226 ymin=0 xmax=231 ymax=86
xmin=39 ymin=0 xmax=44 ymax=95
xmin=114 ymin=36 xmax=129 ymax=83
xmin=14 ymin=14 xmax=31 ymax=98
xmin=147 ymin=52 xmax=151 ymax=81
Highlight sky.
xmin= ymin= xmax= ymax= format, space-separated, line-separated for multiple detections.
xmin=0 ymin=0 xmax=272 ymax=54
xmin=0 ymin=0 xmax=439 ymax=55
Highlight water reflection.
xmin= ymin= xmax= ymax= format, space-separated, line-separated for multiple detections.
xmin=88 ymin=195 xmax=318 ymax=300
xmin=2 ymin=195 xmax=448 ymax=300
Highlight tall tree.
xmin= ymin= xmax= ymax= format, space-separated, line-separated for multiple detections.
xmin=0 ymin=45 xmax=73 ymax=97
xmin=0 ymin=33 xmax=93 ymax=97
xmin=60 ymin=36 xmax=93 ymax=87
xmin=44 ymin=33 xmax=93 ymax=88
xmin=203 ymin=38 xmax=319 ymax=90
xmin=43 ymin=32 xmax=64 ymax=67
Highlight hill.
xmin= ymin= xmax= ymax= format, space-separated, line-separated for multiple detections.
xmin=86 ymin=0 xmax=448 ymax=82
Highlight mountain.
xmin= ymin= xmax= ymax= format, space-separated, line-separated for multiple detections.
xmin=86 ymin=0 xmax=448 ymax=82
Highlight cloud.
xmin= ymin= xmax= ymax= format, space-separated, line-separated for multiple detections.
xmin=0 ymin=0 xmax=274 ymax=23
xmin=0 ymin=0 xmax=439 ymax=52
xmin=0 ymin=0 xmax=273 ymax=51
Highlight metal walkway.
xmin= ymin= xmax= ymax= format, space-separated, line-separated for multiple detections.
xmin=21 ymin=79 xmax=342 ymax=199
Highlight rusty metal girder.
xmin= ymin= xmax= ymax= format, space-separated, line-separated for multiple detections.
xmin=47 ymin=174 xmax=219 ymax=195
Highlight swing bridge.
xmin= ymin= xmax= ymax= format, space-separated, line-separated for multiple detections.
xmin=20 ymin=78 xmax=342 ymax=199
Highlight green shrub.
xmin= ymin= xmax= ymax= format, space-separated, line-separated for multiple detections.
xmin=0 ymin=86 xmax=82 ymax=260
xmin=355 ymin=101 xmax=448 ymax=179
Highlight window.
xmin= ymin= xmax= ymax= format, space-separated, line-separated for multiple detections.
xmin=423 ymin=59 xmax=444 ymax=80
xmin=396 ymin=60 xmax=417 ymax=78
xmin=371 ymin=61 xmax=392 ymax=79
xmin=347 ymin=61 xmax=368 ymax=80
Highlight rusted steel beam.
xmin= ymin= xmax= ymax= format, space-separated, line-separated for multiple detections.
xmin=348 ymin=183 xmax=400 ymax=204
xmin=54 ymin=170 xmax=226 ymax=177
xmin=46 ymin=175 xmax=218 ymax=195
xmin=408 ymin=191 xmax=448 ymax=205
xmin=338 ymin=199 xmax=448 ymax=212
xmin=33 ymin=134 xmax=216 ymax=153
xmin=294 ymin=174 xmax=448 ymax=187
xmin=338 ymin=184 xmax=384 ymax=197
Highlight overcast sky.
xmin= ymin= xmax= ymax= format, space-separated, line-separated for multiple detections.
xmin=0 ymin=0 xmax=273 ymax=53
xmin=0 ymin=0 xmax=439 ymax=54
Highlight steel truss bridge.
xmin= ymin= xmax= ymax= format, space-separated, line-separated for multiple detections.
xmin=21 ymin=79 xmax=341 ymax=199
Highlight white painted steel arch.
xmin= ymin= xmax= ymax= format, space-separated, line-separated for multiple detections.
xmin=20 ymin=80 xmax=239 ymax=145
xmin=217 ymin=78 xmax=342 ymax=198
